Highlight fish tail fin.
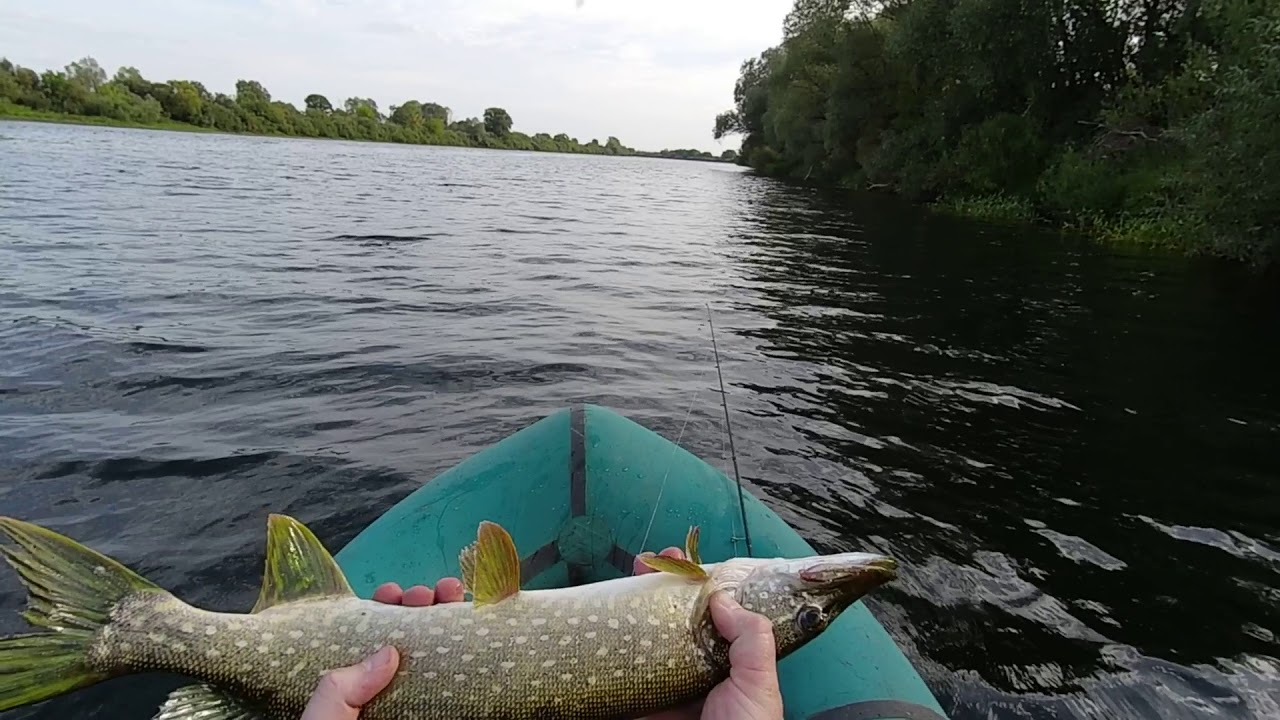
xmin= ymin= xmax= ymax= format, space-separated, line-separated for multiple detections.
xmin=0 ymin=517 xmax=163 ymax=711
xmin=0 ymin=633 xmax=104 ymax=710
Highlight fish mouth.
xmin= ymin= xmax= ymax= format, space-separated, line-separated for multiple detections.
xmin=865 ymin=556 xmax=898 ymax=576
xmin=799 ymin=553 xmax=899 ymax=587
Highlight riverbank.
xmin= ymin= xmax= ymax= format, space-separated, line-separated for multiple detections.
xmin=929 ymin=193 xmax=1188 ymax=253
xmin=0 ymin=105 xmax=729 ymax=163
xmin=0 ymin=103 xmax=219 ymax=134
xmin=713 ymin=0 xmax=1277 ymax=266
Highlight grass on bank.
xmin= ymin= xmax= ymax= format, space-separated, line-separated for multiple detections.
xmin=931 ymin=192 xmax=1195 ymax=253
xmin=0 ymin=100 xmax=216 ymax=133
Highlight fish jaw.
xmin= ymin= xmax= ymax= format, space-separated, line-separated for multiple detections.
xmin=708 ymin=552 xmax=898 ymax=659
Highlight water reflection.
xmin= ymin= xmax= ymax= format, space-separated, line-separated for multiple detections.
xmin=722 ymin=182 xmax=1280 ymax=717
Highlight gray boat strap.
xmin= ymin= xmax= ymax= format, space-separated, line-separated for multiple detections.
xmin=810 ymin=700 xmax=949 ymax=720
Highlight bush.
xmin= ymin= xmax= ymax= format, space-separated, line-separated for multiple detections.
xmin=934 ymin=193 xmax=1037 ymax=223
xmin=1037 ymin=148 xmax=1133 ymax=219
xmin=951 ymin=113 xmax=1047 ymax=197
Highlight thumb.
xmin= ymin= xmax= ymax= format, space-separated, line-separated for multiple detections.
xmin=709 ymin=591 xmax=783 ymax=718
xmin=710 ymin=592 xmax=777 ymax=675
xmin=301 ymin=646 xmax=400 ymax=720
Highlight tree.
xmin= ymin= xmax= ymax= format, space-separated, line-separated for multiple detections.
xmin=235 ymin=79 xmax=271 ymax=114
xmin=305 ymin=94 xmax=333 ymax=113
xmin=707 ymin=0 xmax=1280 ymax=264
xmin=113 ymin=66 xmax=151 ymax=98
xmin=344 ymin=97 xmax=379 ymax=116
xmin=483 ymin=107 xmax=513 ymax=136
xmin=164 ymin=80 xmax=208 ymax=124
xmin=65 ymin=57 xmax=106 ymax=92
xmin=1 ymin=54 xmax=688 ymax=182
xmin=452 ymin=117 xmax=486 ymax=140
xmin=420 ymin=102 xmax=450 ymax=124
xmin=721 ymin=149 xmax=739 ymax=161
xmin=389 ymin=100 xmax=424 ymax=127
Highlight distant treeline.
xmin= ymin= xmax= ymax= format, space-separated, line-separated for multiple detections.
xmin=715 ymin=0 xmax=1280 ymax=264
xmin=0 ymin=56 xmax=728 ymax=161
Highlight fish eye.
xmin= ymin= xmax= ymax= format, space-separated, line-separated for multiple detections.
xmin=794 ymin=604 xmax=824 ymax=633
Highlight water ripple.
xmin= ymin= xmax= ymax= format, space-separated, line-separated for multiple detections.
xmin=0 ymin=121 xmax=1277 ymax=720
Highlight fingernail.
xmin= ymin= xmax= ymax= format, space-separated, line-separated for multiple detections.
xmin=637 ymin=551 xmax=655 ymax=559
xmin=363 ymin=646 xmax=394 ymax=671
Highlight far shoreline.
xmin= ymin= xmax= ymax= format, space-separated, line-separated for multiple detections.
xmin=0 ymin=111 xmax=733 ymax=164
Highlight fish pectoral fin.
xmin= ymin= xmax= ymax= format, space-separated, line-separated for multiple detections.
xmin=459 ymin=521 xmax=520 ymax=606
xmin=153 ymin=684 xmax=262 ymax=720
xmin=251 ymin=514 xmax=354 ymax=613
xmin=638 ymin=555 xmax=708 ymax=580
xmin=684 ymin=525 xmax=701 ymax=565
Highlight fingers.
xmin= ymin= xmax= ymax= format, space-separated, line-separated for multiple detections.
xmin=710 ymin=592 xmax=778 ymax=676
xmin=633 ymin=547 xmax=685 ymax=575
xmin=401 ymin=585 xmax=436 ymax=607
xmin=372 ymin=579 xmax=465 ymax=607
xmin=435 ymin=577 xmax=465 ymax=603
xmin=372 ymin=583 xmax=403 ymax=605
xmin=300 ymin=646 xmax=399 ymax=720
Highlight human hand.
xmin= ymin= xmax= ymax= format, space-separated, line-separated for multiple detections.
xmin=636 ymin=549 xmax=785 ymax=720
xmin=299 ymin=578 xmax=466 ymax=720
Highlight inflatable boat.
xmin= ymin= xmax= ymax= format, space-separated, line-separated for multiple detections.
xmin=335 ymin=405 xmax=948 ymax=720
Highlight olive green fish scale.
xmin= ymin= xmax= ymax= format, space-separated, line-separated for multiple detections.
xmin=95 ymin=575 xmax=727 ymax=719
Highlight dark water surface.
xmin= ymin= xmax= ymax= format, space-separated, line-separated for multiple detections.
xmin=1 ymin=121 xmax=1278 ymax=719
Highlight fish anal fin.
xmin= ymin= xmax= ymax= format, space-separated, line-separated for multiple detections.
xmin=252 ymin=514 xmax=353 ymax=613
xmin=685 ymin=526 xmax=701 ymax=565
xmin=153 ymin=684 xmax=262 ymax=720
xmin=459 ymin=521 xmax=520 ymax=606
xmin=638 ymin=555 xmax=708 ymax=580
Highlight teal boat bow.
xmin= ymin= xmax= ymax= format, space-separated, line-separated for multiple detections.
xmin=336 ymin=405 xmax=949 ymax=720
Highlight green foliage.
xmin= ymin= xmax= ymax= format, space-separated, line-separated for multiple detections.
xmin=1172 ymin=0 xmax=1280 ymax=263
xmin=716 ymin=0 xmax=1280 ymax=264
xmin=1036 ymin=149 xmax=1132 ymax=219
xmin=483 ymin=107 xmax=513 ymax=137
xmin=934 ymin=193 xmax=1037 ymax=223
xmin=389 ymin=100 xmax=424 ymax=128
xmin=64 ymin=57 xmax=106 ymax=92
xmin=950 ymin=114 xmax=1047 ymax=196
xmin=304 ymin=94 xmax=332 ymax=113
xmin=0 ymin=56 xmax=662 ymax=160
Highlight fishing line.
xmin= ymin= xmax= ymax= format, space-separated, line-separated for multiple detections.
xmin=639 ymin=361 xmax=711 ymax=553
xmin=707 ymin=303 xmax=753 ymax=558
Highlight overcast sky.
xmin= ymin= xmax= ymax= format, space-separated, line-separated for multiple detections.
xmin=0 ymin=0 xmax=789 ymax=151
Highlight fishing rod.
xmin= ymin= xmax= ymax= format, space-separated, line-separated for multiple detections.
xmin=707 ymin=303 xmax=753 ymax=558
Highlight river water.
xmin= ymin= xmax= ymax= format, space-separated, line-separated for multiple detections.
xmin=0 ymin=120 xmax=1277 ymax=719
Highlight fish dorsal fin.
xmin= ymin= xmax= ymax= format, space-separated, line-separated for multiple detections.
xmin=252 ymin=514 xmax=353 ymax=613
xmin=685 ymin=526 xmax=701 ymax=565
xmin=459 ymin=521 xmax=520 ymax=606
xmin=638 ymin=555 xmax=708 ymax=580
xmin=153 ymin=684 xmax=262 ymax=720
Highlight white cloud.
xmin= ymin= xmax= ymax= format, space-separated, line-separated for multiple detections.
xmin=0 ymin=0 xmax=789 ymax=150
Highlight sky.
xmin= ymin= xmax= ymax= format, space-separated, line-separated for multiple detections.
xmin=0 ymin=0 xmax=790 ymax=152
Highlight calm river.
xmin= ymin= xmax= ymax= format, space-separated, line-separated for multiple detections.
xmin=0 ymin=121 xmax=1277 ymax=719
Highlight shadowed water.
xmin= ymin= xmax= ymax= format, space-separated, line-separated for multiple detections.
xmin=0 ymin=121 xmax=1277 ymax=719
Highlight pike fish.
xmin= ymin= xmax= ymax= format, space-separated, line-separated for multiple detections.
xmin=0 ymin=514 xmax=897 ymax=719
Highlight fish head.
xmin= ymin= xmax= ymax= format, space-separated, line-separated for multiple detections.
xmin=724 ymin=551 xmax=898 ymax=656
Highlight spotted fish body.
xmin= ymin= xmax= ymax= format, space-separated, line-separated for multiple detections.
xmin=0 ymin=515 xmax=897 ymax=720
